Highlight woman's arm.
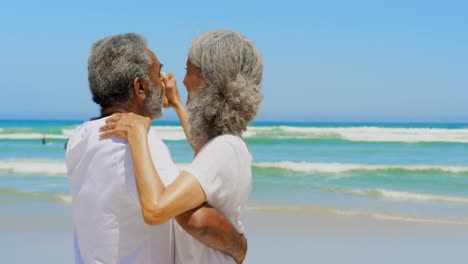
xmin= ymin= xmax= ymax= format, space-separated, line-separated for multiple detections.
xmin=162 ymin=74 xmax=202 ymax=154
xmin=100 ymin=114 xmax=206 ymax=225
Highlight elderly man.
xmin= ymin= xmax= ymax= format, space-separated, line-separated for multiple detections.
xmin=66 ymin=33 xmax=246 ymax=264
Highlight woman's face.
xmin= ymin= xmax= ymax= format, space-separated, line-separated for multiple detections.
xmin=183 ymin=59 xmax=205 ymax=105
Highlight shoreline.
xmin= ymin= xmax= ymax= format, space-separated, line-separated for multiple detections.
xmin=246 ymin=204 xmax=468 ymax=226
xmin=1 ymin=202 xmax=467 ymax=263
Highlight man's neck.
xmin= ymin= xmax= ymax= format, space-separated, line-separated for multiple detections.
xmin=99 ymin=105 xmax=151 ymax=119
xmin=100 ymin=106 xmax=127 ymax=118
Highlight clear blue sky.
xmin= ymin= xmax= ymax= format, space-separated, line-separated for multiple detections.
xmin=1 ymin=0 xmax=467 ymax=122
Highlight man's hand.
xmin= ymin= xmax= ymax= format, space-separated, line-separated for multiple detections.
xmin=176 ymin=203 xmax=248 ymax=263
xmin=233 ymin=233 xmax=247 ymax=264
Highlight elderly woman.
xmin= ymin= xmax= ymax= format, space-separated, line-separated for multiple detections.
xmin=101 ymin=30 xmax=263 ymax=264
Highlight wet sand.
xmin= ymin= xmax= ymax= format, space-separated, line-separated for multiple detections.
xmin=1 ymin=203 xmax=467 ymax=263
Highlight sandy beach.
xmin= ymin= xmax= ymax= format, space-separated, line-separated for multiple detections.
xmin=1 ymin=202 xmax=467 ymax=264
xmin=244 ymin=209 xmax=468 ymax=263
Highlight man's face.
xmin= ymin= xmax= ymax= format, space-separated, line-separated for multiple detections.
xmin=144 ymin=49 xmax=164 ymax=119
xmin=146 ymin=49 xmax=164 ymax=92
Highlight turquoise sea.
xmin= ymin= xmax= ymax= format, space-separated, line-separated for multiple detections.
xmin=1 ymin=120 xmax=468 ymax=224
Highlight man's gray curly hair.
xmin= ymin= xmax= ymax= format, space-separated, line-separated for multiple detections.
xmin=88 ymin=33 xmax=153 ymax=109
xmin=187 ymin=30 xmax=264 ymax=146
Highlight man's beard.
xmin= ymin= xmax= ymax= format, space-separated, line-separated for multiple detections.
xmin=145 ymin=82 xmax=163 ymax=120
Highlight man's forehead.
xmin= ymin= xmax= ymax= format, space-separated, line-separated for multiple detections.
xmin=145 ymin=48 xmax=159 ymax=64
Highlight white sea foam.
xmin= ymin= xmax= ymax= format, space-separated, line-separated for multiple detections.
xmin=0 ymin=133 xmax=68 ymax=140
xmin=247 ymin=204 xmax=468 ymax=225
xmin=3 ymin=159 xmax=468 ymax=176
xmin=254 ymin=161 xmax=468 ymax=174
xmin=56 ymin=195 xmax=72 ymax=203
xmin=150 ymin=126 xmax=187 ymax=141
xmin=245 ymin=126 xmax=468 ymax=143
xmin=335 ymin=188 xmax=468 ymax=204
xmin=0 ymin=187 xmax=72 ymax=204
xmin=61 ymin=128 xmax=76 ymax=137
xmin=0 ymin=127 xmax=185 ymax=141
xmin=0 ymin=159 xmax=191 ymax=176
xmin=2 ymin=125 xmax=468 ymax=143
xmin=332 ymin=210 xmax=468 ymax=225
xmin=371 ymin=189 xmax=468 ymax=204
xmin=0 ymin=159 xmax=67 ymax=176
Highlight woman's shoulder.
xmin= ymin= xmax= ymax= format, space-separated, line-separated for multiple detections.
xmin=206 ymin=134 xmax=246 ymax=149
xmin=201 ymin=134 xmax=250 ymax=159
xmin=212 ymin=134 xmax=242 ymax=143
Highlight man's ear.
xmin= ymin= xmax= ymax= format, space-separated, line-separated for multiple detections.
xmin=133 ymin=76 xmax=147 ymax=101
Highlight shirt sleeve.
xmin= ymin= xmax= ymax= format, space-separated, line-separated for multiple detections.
xmin=183 ymin=137 xmax=236 ymax=203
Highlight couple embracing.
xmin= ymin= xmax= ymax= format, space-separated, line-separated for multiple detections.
xmin=66 ymin=30 xmax=263 ymax=264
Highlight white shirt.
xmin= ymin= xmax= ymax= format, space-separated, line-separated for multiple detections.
xmin=174 ymin=135 xmax=252 ymax=264
xmin=66 ymin=118 xmax=178 ymax=264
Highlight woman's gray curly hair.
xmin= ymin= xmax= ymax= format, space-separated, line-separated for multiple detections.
xmin=187 ymin=30 xmax=264 ymax=146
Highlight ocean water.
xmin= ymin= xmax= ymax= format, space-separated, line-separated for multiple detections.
xmin=1 ymin=120 xmax=468 ymax=225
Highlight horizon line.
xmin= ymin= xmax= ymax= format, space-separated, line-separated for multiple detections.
xmin=0 ymin=118 xmax=467 ymax=125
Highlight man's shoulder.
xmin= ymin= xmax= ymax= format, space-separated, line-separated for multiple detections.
xmin=68 ymin=119 xmax=105 ymax=139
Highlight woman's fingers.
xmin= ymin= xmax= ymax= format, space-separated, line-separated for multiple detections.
xmin=104 ymin=113 xmax=136 ymax=126
xmin=99 ymin=124 xmax=109 ymax=132
xmin=162 ymin=73 xmax=176 ymax=88
xmin=99 ymin=129 xmax=114 ymax=139
xmin=99 ymin=114 xmax=127 ymax=139
xmin=99 ymin=113 xmax=150 ymax=141
xmin=104 ymin=114 xmax=123 ymax=125
xmin=99 ymin=122 xmax=127 ymax=140
xmin=99 ymin=125 xmax=117 ymax=139
xmin=161 ymin=73 xmax=181 ymax=107
xmin=162 ymin=90 xmax=170 ymax=108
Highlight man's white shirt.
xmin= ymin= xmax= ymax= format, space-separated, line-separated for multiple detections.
xmin=66 ymin=118 xmax=178 ymax=264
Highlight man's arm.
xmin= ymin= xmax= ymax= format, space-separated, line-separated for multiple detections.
xmin=176 ymin=203 xmax=247 ymax=264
